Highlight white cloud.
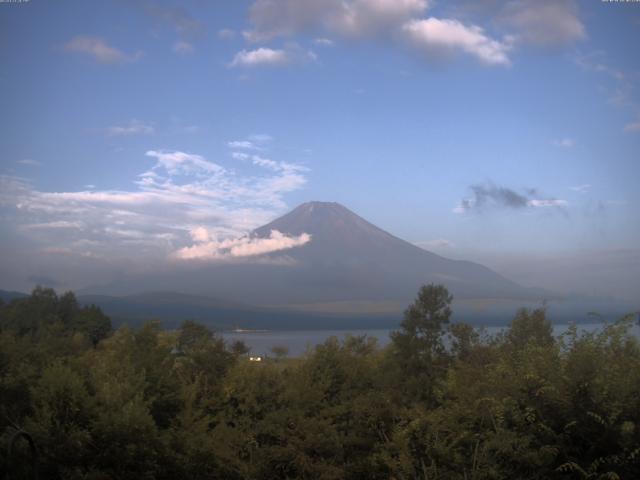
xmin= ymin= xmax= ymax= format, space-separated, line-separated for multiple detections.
xmin=228 ymin=140 xmax=261 ymax=150
xmin=314 ymin=38 xmax=335 ymax=46
xmin=244 ymin=0 xmax=516 ymax=68
xmin=574 ymin=52 xmax=626 ymax=82
xmin=228 ymin=134 xmax=273 ymax=150
xmin=107 ymin=120 xmax=154 ymax=136
xmin=452 ymin=203 xmax=467 ymax=214
xmin=249 ymin=133 xmax=273 ymax=143
xmin=16 ymin=159 xmax=42 ymax=166
xmin=0 ymin=144 xmax=309 ymax=262
xmin=624 ymin=121 xmax=640 ymax=133
xmin=173 ymin=229 xmax=311 ymax=261
xmin=230 ymin=48 xmax=289 ymax=68
xmin=231 ymin=152 xmax=251 ymax=161
xmin=527 ymin=199 xmax=568 ymax=207
xmin=229 ymin=142 xmax=309 ymax=182
xmin=41 ymin=247 xmax=73 ymax=255
xmin=145 ymin=5 xmax=203 ymax=36
xmin=173 ymin=40 xmax=194 ymax=54
xmin=189 ymin=226 xmax=210 ymax=243
xmin=402 ymin=18 xmax=511 ymax=66
xmin=24 ymin=221 xmax=84 ymax=230
xmin=454 ymin=197 xmax=568 ymax=213
xmin=218 ymin=28 xmax=236 ymax=40
xmin=573 ymin=51 xmax=639 ymax=132
xmin=499 ymin=0 xmax=585 ymax=47
xmin=145 ymin=150 xmax=224 ymax=176
xmin=181 ymin=125 xmax=201 ymax=134
xmin=574 ymin=51 xmax=633 ymax=108
xmin=329 ymin=0 xmax=429 ymax=37
xmin=245 ymin=0 xmax=428 ymax=41
xmin=251 ymin=155 xmax=308 ymax=176
xmin=38 ymin=190 xmax=154 ymax=206
xmin=553 ymin=137 xmax=574 ymax=148
xmin=569 ymin=184 xmax=591 ymax=193
xmin=415 ymin=239 xmax=455 ymax=250
xmin=252 ymin=156 xmax=280 ymax=171
xmin=64 ymin=36 xmax=141 ymax=64
xmin=240 ymin=0 xmax=586 ymax=69
xmin=229 ymin=46 xmax=317 ymax=68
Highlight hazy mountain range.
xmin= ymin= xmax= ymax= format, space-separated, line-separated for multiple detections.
xmin=4 ymin=202 xmax=634 ymax=329
xmin=84 ymin=202 xmax=545 ymax=303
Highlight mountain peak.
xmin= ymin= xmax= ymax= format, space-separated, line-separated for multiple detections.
xmin=247 ymin=200 xmax=528 ymax=302
xmin=253 ymin=201 xmax=390 ymax=241
xmin=294 ymin=201 xmax=348 ymax=213
xmin=86 ymin=201 xmax=534 ymax=304
xmin=299 ymin=201 xmax=342 ymax=207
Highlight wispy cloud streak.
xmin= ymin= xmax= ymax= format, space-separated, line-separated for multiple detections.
xmin=0 ymin=144 xmax=309 ymax=262
xmin=64 ymin=36 xmax=142 ymax=64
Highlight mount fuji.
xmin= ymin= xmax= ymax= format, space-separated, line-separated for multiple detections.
xmin=84 ymin=202 xmax=544 ymax=312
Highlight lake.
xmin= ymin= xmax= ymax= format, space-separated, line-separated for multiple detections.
xmin=222 ymin=322 xmax=640 ymax=357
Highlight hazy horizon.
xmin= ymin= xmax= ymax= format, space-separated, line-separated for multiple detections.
xmin=1 ymin=1 xmax=639 ymax=303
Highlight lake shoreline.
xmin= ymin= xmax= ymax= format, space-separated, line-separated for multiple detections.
xmin=222 ymin=321 xmax=640 ymax=357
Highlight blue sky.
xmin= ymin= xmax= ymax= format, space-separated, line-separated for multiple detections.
xmin=1 ymin=0 xmax=639 ymax=300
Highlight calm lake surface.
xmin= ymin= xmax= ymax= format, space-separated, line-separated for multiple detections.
xmin=222 ymin=322 xmax=640 ymax=357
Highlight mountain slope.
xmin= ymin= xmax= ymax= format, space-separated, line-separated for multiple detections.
xmin=251 ymin=201 xmax=530 ymax=301
xmin=84 ymin=201 xmax=542 ymax=308
xmin=0 ymin=289 xmax=29 ymax=303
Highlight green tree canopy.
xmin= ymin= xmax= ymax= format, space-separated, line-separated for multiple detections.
xmin=507 ymin=307 xmax=554 ymax=349
xmin=390 ymin=284 xmax=453 ymax=404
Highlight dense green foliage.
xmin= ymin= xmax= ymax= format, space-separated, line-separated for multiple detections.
xmin=1 ymin=285 xmax=639 ymax=479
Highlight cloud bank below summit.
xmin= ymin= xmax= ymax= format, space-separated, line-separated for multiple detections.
xmin=174 ymin=229 xmax=311 ymax=261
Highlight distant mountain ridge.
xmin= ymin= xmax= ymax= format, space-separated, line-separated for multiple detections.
xmin=2 ymin=287 xmax=632 ymax=331
xmin=76 ymin=291 xmax=396 ymax=330
xmin=4 ymin=202 xmax=633 ymax=328
xmin=82 ymin=201 xmax=546 ymax=308
xmin=0 ymin=289 xmax=28 ymax=303
xmin=0 ymin=288 xmax=400 ymax=329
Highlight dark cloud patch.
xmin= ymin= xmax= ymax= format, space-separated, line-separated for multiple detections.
xmin=470 ymin=184 xmax=529 ymax=208
xmin=455 ymin=182 xmax=568 ymax=213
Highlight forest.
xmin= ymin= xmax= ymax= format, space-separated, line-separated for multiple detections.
xmin=1 ymin=285 xmax=639 ymax=479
